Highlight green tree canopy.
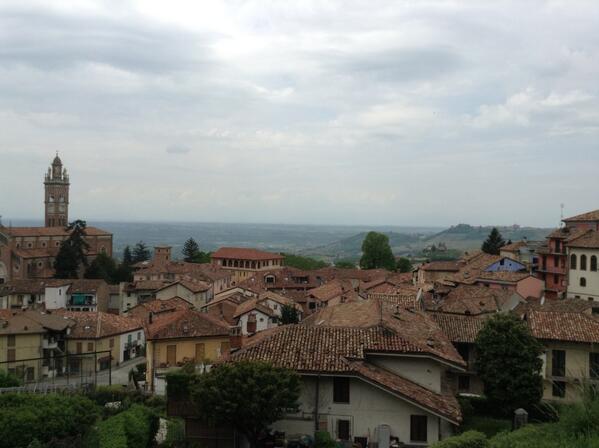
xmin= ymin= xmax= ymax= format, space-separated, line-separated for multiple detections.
xmin=359 ymin=231 xmax=396 ymax=271
xmin=190 ymin=361 xmax=300 ymax=448
xmin=283 ymin=253 xmax=328 ymax=270
xmin=53 ymin=219 xmax=89 ymax=279
xmin=280 ymin=304 xmax=300 ymax=324
xmin=182 ymin=237 xmax=200 ymax=262
xmin=475 ymin=313 xmax=543 ymax=414
xmin=334 ymin=259 xmax=356 ymax=269
xmin=132 ymin=241 xmax=151 ymax=263
xmin=122 ymin=245 xmax=134 ymax=265
xmin=396 ymin=257 xmax=413 ymax=273
xmin=481 ymin=227 xmax=506 ymax=255
xmin=84 ymin=252 xmax=117 ymax=283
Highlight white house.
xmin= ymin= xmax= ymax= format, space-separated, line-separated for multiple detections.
xmin=567 ymin=231 xmax=599 ymax=301
xmin=231 ymin=300 xmax=465 ymax=446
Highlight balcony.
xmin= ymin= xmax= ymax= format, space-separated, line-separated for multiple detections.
xmin=42 ymin=338 xmax=58 ymax=349
xmin=537 ymin=266 xmax=566 ymax=275
xmin=68 ymin=294 xmax=96 ymax=307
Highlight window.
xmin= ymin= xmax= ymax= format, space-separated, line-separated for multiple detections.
xmin=553 ymin=381 xmax=566 ymax=398
xmin=571 ymin=254 xmax=577 ymax=270
xmin=337 ymin=419 xmax=350 ymax=441
xmin=333 ymin=377 xmax=350 ymax=403
xmin=581 ymin=255 xmax=588 ymax=271
xmin=581 ymin=277 xmax=587 ymax=287
xmin=552 ymin=350 xmax=566 ymax=377
xmin=590 ymin=353 xmax=599 ymax=379
xmin=553 ymin=274 xmax=559 ymax=284
xmin=7 ymin=335 xmax=16 ymax=347
xmin=458 ymin=375 xmax=471 ymax=392
xmin=76 ymin=342 xmax=82 ymax=354
xmin=137 ymin=332 xmax=141 ymax=340
xmin=195 ymin=343 xmax=205 ymax=362
xmin=26 ymin=367 xmax=34 ymax=381
xmin=410 ymin=415 xmax=428 ymax=443
xmin=7 ymin=349 xmax=16 ymax=362
xmin=592 ymin=256 xmax=598 ymax=272
xmin=87 ymin=342 xmax=93 ymax=352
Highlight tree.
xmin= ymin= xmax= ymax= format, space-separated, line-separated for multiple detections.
xmin=122 ymin=245 xmax=133 ymax=265
xmin=132 ymin=241 xmax=151 ymax=263
xmin=182 ymin=238 xmax=200 ymax=262
xmin=281 ymin=304 xmax=300 ymax=324
xmin=84 ymin=252 xmax=117 ymax=283
xmin=334 ymin=259 xmax=355 ymax=269
xmin=54 ymin=220 xmax=89 ymax=279
xmin=283 ymin=253 xmax=328 ymax=270
xmin=481 ymin=227 xmax=506 ymax=255
xmin=396 ymin=257 xmax=413 ymax=273
xmin=190 ymin=361 xmax=300 ymax=448
xmin=359 ymin=232 xmax=396 ymax=271
xmin=475 ymin=313 xmax=543 ymax=414
xmin=0 ymin=370 xmax=21 ymax=387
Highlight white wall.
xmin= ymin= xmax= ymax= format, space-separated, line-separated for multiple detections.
xmin=238 ymin=310 xmax=274 ymax=335
xmin=45 ymin=285 xmax=70 ymax=310
xmin=271 ymin=375 xmax=450 ymax=445
xmin=118 ymin=329 xmax=146 ymax=363
xmin=568 ymin=248 xmax=599 ymax=301
xmin=370 ymin=355 xmax=443 ymax=393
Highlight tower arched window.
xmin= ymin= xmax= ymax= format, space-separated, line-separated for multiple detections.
xmin=570 ymin=254 xmax=577 ymax=270
xmin=591 ymin=256 xmax=598 ymax=272
xmin=581 ymin=255 xmax=588 ymax=271
xmin=581 ymin=277 xmax=587 ymax=287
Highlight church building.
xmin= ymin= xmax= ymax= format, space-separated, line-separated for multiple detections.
xmin=0 ymin=155 xmax=113 ymax=283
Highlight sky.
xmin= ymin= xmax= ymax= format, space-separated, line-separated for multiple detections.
xmin=1 ymin=0 xmax=598 ymax=228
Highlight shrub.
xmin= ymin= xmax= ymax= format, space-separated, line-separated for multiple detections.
xmin=163 ymin=418 xmax=185 ymax=447
xmin=96 ymin=404 xmax=158 ymax=448
xmin=88 ymin=385 xmax=145 ymax=407
xmin=314 ymin=431 xmax=336 ymax=448
xmin=432 ymin=431 xmax=489 ymax=448
xmin=460 ymin=417 xmax=511 ymax=438
xmin=0 ymin=393 xmax=99 ymax=448
xmin=0 ymin=370 xmax=21 ymax=387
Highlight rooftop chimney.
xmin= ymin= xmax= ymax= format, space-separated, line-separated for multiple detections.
xmin=229 ymin=326 xmax=242 ymax=351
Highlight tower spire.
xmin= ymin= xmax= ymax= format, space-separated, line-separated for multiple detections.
xmin=44 ymin=153 xmax=70 ymax=227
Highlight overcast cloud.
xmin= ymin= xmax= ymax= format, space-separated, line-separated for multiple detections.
xmin=1 ymin=0 xmax=598 ymax=227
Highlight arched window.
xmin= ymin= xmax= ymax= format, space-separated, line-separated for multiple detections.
xmin=581 ymin=255 xmax=588 ymax=271
xmin=571 ymin=254 xmax=577 ymax=270
xmin=581 ymin=277 xmax=587 ymax=287
xmin=591 ymin=256 xmax=598 ymax=272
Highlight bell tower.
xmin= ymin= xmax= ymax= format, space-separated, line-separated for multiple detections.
xmin=44 ymin=153 xmax=70 ymax=227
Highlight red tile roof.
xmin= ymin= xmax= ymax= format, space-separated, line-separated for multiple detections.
xmin=211 ymin=247 xmax=284 ymax=261
xmin=429 ymin=285 xmax=520 ymax=315
xmin=55 ymin=310 xmax=142 ymax=338
xmin=567 ymin=230 xmax=599 ymax=249
xmin=6 ymin=226 xmax=111 ymax=237
xmin=563 ymin=209 xmax=599 ymax=222
xmin=233 ymin=298 xmax=276 ymax=319
xmin=430 ymin=313 xmax=489 ymax=343
xmin=146 ymin=309 xmax=230 ymax=340
xmin=526 ymin=310 xmax=599 ymax=343
xmin=420 ymin=261 xmax=460 ymax=272
xmin=476 ymin=271 xmax=533 ymax=283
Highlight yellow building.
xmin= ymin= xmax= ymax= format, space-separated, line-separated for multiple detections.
xmin=526 ymin=309 xmax=599 ymax=402
xmin=145 ymin=308 xmax=231 ymax=392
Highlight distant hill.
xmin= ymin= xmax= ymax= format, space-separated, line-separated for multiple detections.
xmin=424 ymin=224 xmax=552 ymax=250
xmin=300 ymin=224 xmax=553 ymax=261
xmin=300 ymin=231 xmax=426 ymax=261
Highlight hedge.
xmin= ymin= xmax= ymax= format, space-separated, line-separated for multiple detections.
xmin=96 ymin=404 xmax=159 ymax=448
xmin=0 ymin=393 xmax=99 ymax=448
xmin=431 ymin=431 xmax=489 ymax=448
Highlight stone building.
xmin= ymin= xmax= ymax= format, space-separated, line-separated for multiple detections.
xmin=0 ymin=154 xmax=113 ymax=283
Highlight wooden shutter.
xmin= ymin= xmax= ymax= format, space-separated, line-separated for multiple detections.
xmin=195 ymin=343 xmax=205 ymax=362
xmin=167 ymin=345 xmax=177 ymax=366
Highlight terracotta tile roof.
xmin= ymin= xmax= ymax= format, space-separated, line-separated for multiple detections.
xmin=55 ymin=310 xmax=143 ymax=338
xmin=155 ymin=279 xmax=211 ymax=294
xmin=545 ymin=227 xmax=589 ymax=241
xmin=0 ymin=279 xmax=68 ymax=296
xmin=430 ymin=313 xmax=488 ymax=343
xmin=230 ymin=324 xmax=462 ymax=423
xmin=211 ymin=247 xmax=284 ymax=261
xmin=68 ymin=279 xmax=107 ymax=293
xmin=567 ymin=230 xmax=599 ymax=249
xmin=239 ymin=267 xmax=323 ymax=292
xmin=563 ymin=209 xmax=599 ymax=222
xmin=131 ymin=297 xmax=193 ymax=315
xmin=307 ymin=279 xmax=355 ymax=302
xmin=347 ymin=360 xmax=461 ymax=424
xmin=449 ymin=252 xmax=503 ymax=284
xmin=0 ymin=310 xmax=75 ymax=335
xmin=513 ymin=297 xmax=594 ymax=316
xmin=259 ymin=291 xmax=302 ymax=310
xmin=129 ymin=280 xmax=170 ymax=291
xmin=500 ymin=241 xmax=528 ymax=252
xmin=5 ymin=226 xmax=111 ymax=237
xmin=420 ymin=261 xmax=460 ymax=272
xmin=526 ymin=310 xmax=599 ymax=343
xmin=204 ymin=292 xmax=251 ymax=309
xmin=146 ymin=309 xmax=230 ymax=340
xmin=301 ymin=300 xmax=464 ymax=367
xmin=429 ymin=285 xmax=520 ymax=315
xmin=11 ymin=247 xmax=59 ymax=259
xmin=476 ymin=271 xmax=532 ymax=283
xmin=233 ymin=298 xmax=276 ymax=319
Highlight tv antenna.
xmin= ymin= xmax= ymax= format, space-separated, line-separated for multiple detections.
xmin=560 ymin=203 xmax=564 ymax=227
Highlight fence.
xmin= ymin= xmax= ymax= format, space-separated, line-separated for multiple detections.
xmin=0 ymin=350 xmax=113 ymax=389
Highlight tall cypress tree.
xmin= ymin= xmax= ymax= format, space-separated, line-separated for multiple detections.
xmin=481 ymin=227 xmax=506 ymax=255
xmin=182 ymin=238 xmax=200 ymax=262
xmin=132 ymin=241 xmax=151 ymax=263
xmin=54 ymin=220 xmax=90 ymax=278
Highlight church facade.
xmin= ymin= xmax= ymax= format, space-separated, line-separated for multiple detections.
xmin=0 ymin=155 xmax=113 ymax=283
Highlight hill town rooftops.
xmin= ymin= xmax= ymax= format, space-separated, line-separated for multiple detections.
xmin=4 ymin=226 xmax=112 ymax=237
xmin=146 ymin=308 xmax=230 ymax=340
xmin=211 ymin=247 xmax=285 ymax=261
xmin=419 ymin=261 xmax=461 ymax=272
xmin=526 ymin=310 xmax=599 ymax=344
xmin=55 ymin=310 xmax=143 ymax=339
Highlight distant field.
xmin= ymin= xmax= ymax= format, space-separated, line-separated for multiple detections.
xmin=9 ymin=220 xmax=552 ymax=261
